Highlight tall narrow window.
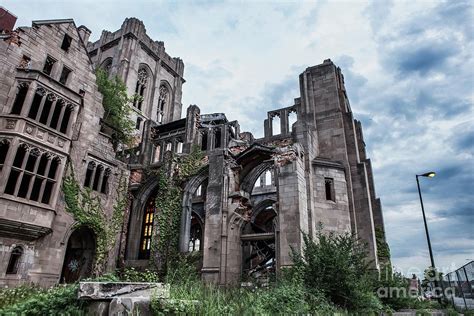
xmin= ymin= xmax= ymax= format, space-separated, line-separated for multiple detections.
xmin=201 ymin=131 xmax=208 ymax=151
xmin=264 ymin=170 xmax=272 ymax=186
xmin=139 ymin=195 xmax=156 ymax=259
xmin=84 ymin=161 xmax=95 ymax=188
xmin=49 ymin=99 xmax=64 ymax=130
xmin=153 ymin=145 xmax=161 ymax=163
xmin=133 ymin=68 xmax=148 ymax=111
xmin=165 ymin=142 xmax=172 ymax=152
xmin=28 ymin=88 xmax=46 ymax=119
xmin=59 ymin=105 xmax=73 ymax=134
xmin=214 ymin=128 xmax=221 ymax=149
xmin=176 ymin=140 xmax=183 ymax=154
xmin=39 ymin=94 xmax=55 ymax=125
xmin=188 ymin=215 xmax=202 ymax=252
xmin=0 ymin=140 xmax=10 ymax=173
xmin=272 ymin=114 xmax=281 ymax=136
xmin=136 ymin=117 xmax=142 ymax=130
xmin=325 ymin=178 xmax=335 ymax=201
xmin=92 ymin=165 xmax=103 ymax=191
xmin=288 ymin=110 xmax=297 ymax=133
xmin=59 ymin=67 xmax=72 ymax=85
xmin=100 ymin=169 xmax=110 ymax=194
xmin=61 ymin=34 xmax=72 ymax=51
xmin=43 ymin=56 xmax=56 ymax=76
xmin=6 ymin=246 xmax=23 ymax=274
xmin=195 ymin=184 xmax=202 ymax=197
xmin=11 ymin=83 xmax=29 ymax=115
xmin=157 ymin=85 xmax=169 ymax=124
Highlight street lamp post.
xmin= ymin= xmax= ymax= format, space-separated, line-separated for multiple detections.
xmin=416 ymin=171 xmax=440 ymax=300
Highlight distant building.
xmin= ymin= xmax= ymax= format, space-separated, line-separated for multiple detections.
xmin=0 ymin=14 xmax=387 ymax=287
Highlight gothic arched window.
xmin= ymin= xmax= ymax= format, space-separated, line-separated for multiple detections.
xmin=188 ymin=214 xmax=203 ymax=252
xmin=139 ymin=195 xmax=156 ymax=259
xmin=6 ymin=246 xmax=23 ymax=274
xmin=100 ymin=58 xmax=113 ymax=76
xmin=157 ymin=85 xmax=169 ymax=124
xmin=134 ymin=68 xmax=149 ymax=111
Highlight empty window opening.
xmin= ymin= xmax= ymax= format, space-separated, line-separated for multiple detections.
xmin=133 ymin=68 xmax=148 ymax=110
xmin=153 ymin=145 xmax=161 ymax=163
xmin=4 ymin=144 xmax=60 ymax=205
xmin=214 ymin=128 xmax=221 ymax=149
xmin=195 ymin=184 xmax=202 ymax=197
xmin=264 ymin=170 xmax=272 ymax=186
xmin=59 ymin=105 xmax=73 ymax=134
xmin=92 ymin=165 xmax=103 ymax=191
xmin=0 ymin=141 xmax=10 ymax=172
xmin=157 ymin=85 xmax=169 ymax=124
xmin=28 ymin=89 xmax=44 ymax=119
xmin=43 ymin=56 xmax=56 ymax=76
xmin=6 ymin=246 xmax=23 ymax=274
xmin=254 ymin=176 xmax=262 ymax=188
xmin=100 ymin=169 xmax=110 ymax=194
xmin=39 ymin=96 xmax=53 ymax=124
xmin=288 ymin=110 xmax=297 ymax=132
xmin=100 ymin=58 xmax=112 ymax=76
xmin=201 ymin=131 xmax=208 ymax=151
xmin=136 ymin=117 xmax=142 ymax=130
xmin=165 ymin=142 xmax=172 ymax=152
xmin=59 ymin=67 xmax=72 ymax=85
xmin=176 ymin=140 xmax=183 ymax=154
xmin=272 ymin=115 xmax=281 ymax=136
xmin=325 ymin=178 xmax=335 ymax=201
xmin=139 ymin=194 xmax=156 ymax=259
xmin=188 ymin=214 xmax=203 ymax=252
xmin=11 ymin=83 xmax=29 ymax=115
xmin=49 ymin=101 xmax=63 ymax=130
xmin=84 ymin=161 xmax=95 ymax=188
xmin=61 ymin=34 xmax=72 ymax=51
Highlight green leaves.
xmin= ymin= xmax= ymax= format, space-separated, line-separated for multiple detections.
xmin=96 ymin=68 xmax=135 ymax=149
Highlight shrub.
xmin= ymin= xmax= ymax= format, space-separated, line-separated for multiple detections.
xmin=291 ymin=229 xmax=383 ymax=312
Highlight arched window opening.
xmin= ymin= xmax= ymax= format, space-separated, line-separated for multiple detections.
xmin=272 ymin=114 xmax=281 ymax=136
xmin=84 ymin=161 xmax=95 ymax=188
xmin=134 ymin=68 xmax=148 ymax=111
xmin=139 ymin=195 xmax=156 ymax=259
xmin=153 ymin=145 xmax=161 ymax=163
xmin=59 ymin=105 xmax=73 ymax=134
xmin=60 ymin=227 xmax=95 ymax=283
xmin=49 ymin=100 xmax=64 ymax=130
xmin=165 ymin=142 xmax=172 ymax=152
xmin=288 ymin=110 xmax=297 ymax=132
xmin=6 ymin=246 xmax=23 ymax=274
xmin=92 ymin=165 xmax=103 ymax=191
xmin=195 ymin=184 xmax=202 ymax=197
xmin=0 ymin=140 xmax=10 ymax=172
xmin=39 ymin=94 xmax=54 ymax=125
xmin=101 ymin=169 xmax=110 ymax=194
xmin=264 ymin=170 xmax=272 ymax=186
xmin=11 ymin=83 xmax=29 ymax=115
xmin=100 ymin=58 xmax=113 ymax=76
xmin=188 ymin=214 xmax=203 ymax=252
xmin=28 ymin=88 xmax=45 ymax=120
xmin=157 ymin=85 xmax=169 ymax=124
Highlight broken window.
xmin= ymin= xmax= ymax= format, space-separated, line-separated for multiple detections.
xmin=0 ymin=140 xmax=10 ymax=172
xmin=241 ymin=205 xmax=277 ymax=283
xmin=133 ymin=68 xmax=148 ymax=111
xmin=325 ymin=178 xmax=335 ymax=201
xmin=11 ymin=82 xmax=29 ymax=115
xmin=214 ymin=128 xmax=221 ymax=149
xmin=59 ymin=66 xmax=72 ymax=85
xmin=157 ymin=85 xmax=169 ymax=124
xmin=4 ymin=144 xmax=60 ymax=205
xmin=136 ymin=117 xmax=142 ymax=130
xmin=139 ymin=194 xmax=156 ymax=259
xmin=61 ymin=34 xmax=72 ymax=51
xmin=165 ymin=142 xmax=172 ymax=152
xmin=43 ymin=56 xmax=56 ymax=76
xmin=188 ymin=214 xmax=203 ymax=252
xmin=6 ymin=246 xmax=23 ymax=274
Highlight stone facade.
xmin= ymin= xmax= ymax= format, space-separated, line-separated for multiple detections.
xmin=0 ymin=15 xmax=386 ymax=287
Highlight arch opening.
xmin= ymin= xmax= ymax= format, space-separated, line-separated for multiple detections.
xmin=60 ymin=226 xmax=95 ymax=283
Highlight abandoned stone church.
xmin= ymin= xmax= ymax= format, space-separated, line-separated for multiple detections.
xmin=0 ymin=13 xmax=386 ymax=287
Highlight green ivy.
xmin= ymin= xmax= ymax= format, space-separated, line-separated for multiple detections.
xmin=62 ymin=160 xmax=129 ymax=276
xmin=152 ymin=146 xmax=205 ymax=274
xmin=375 ymin=227 xmax=391 ymax=268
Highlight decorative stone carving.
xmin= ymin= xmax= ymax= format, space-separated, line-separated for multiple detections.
xmin=5 ymin=119 xmax=17 ymax=129
xmin=137 ymin=68 xmax=148 ymax=85
xmin=36 ymin=87 xmax=47 ymax=96
xmin=25 ymin=125 xmax=34 ymax=134
xmin=47 ymin=93 xmax=57 ymax=102
xmin=58 ymin=139 xmax=64 ymax=147
xmin=47 ymin=135 xmax=55 ymax=143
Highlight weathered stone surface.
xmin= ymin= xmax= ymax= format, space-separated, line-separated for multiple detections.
xmin=78 ymin=282 xmax=169 ymax=300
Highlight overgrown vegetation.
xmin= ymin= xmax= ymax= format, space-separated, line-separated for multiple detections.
xmin=95 ymin=68 xmax=135 ymax=149
xmin=152 ymin=146 xmax=205 ymax=274
xmin=62 ymin=162 xmax=129 ymax=276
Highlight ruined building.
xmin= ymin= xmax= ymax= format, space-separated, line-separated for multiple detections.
xmin=0 ymin=15 xmax=386 ymax=287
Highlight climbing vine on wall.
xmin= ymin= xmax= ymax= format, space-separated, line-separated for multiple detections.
xmin=152 ymin=146 xmax=205 ymax=274
xmin=375 ymin=227 xmax=391 ymax=269
xmin=62 ymin=160 xmax=129 ymax=275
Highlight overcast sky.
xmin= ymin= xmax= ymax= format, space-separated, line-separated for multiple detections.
xmin=5 ymin=0 xmax=473 ymax=277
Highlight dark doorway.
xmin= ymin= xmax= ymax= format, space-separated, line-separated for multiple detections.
xmin=60 ymin=227 xmax=95 ymax=283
